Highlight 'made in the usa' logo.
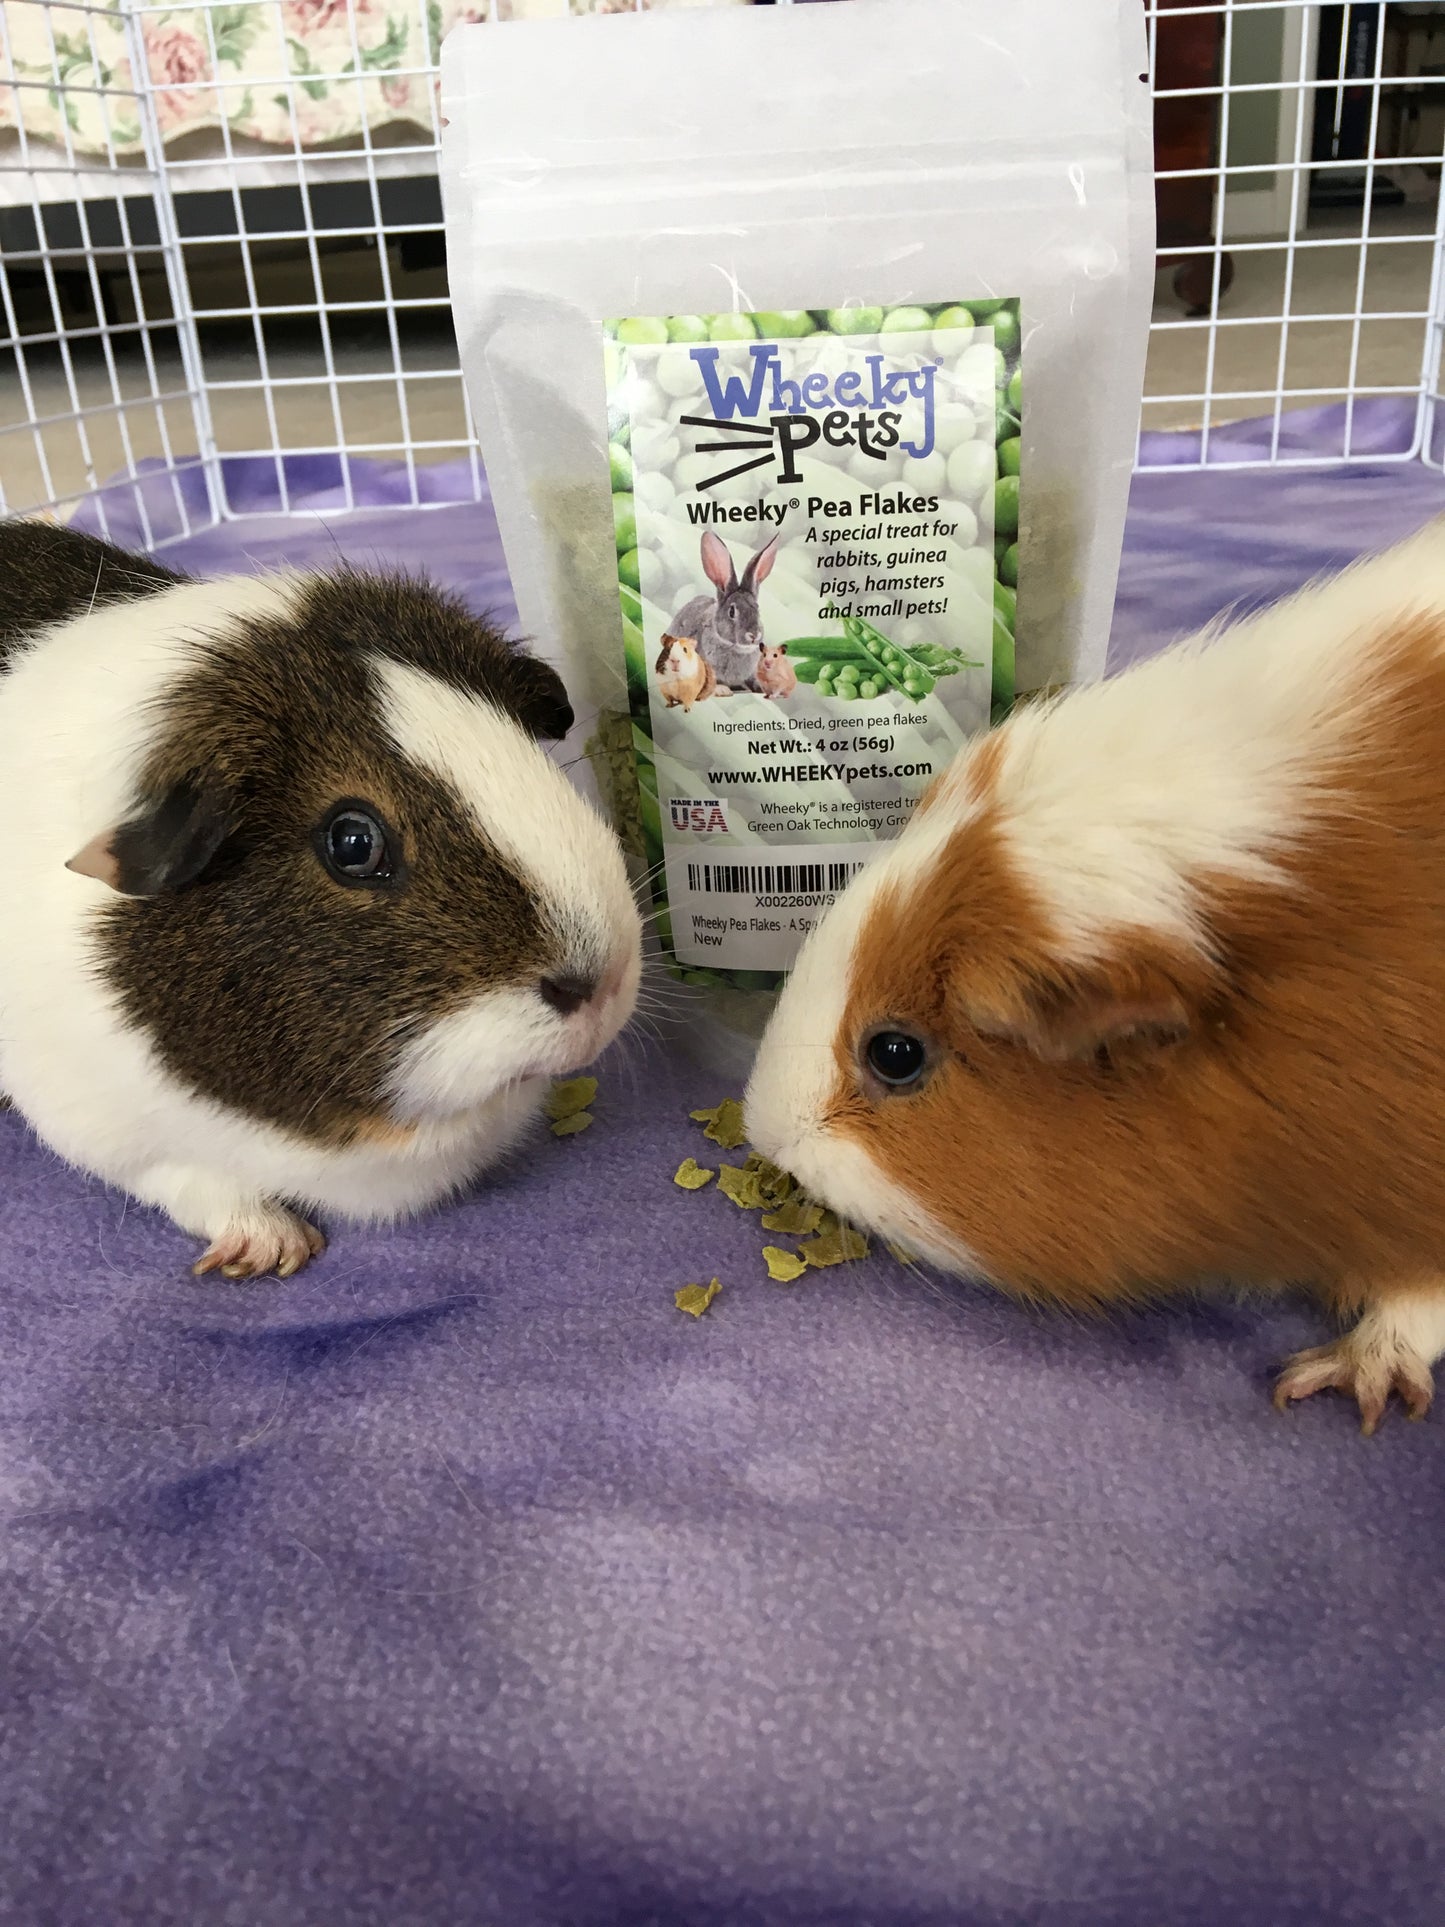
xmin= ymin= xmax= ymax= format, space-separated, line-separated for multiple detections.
xmin=669 ymin=797 xmax=730 ymax=833
xmin=681 ymin=343 xmax=940 ymax=491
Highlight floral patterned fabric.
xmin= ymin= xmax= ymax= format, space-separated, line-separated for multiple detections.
xmin=0 ymin=0 xmax=749 ymax=157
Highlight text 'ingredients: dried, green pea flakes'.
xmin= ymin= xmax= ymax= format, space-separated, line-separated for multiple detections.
xmin=675 ymin=1278 xmax=722 ymax=1318
xmin=673 ymin=1158 xmax=715 ymax=1191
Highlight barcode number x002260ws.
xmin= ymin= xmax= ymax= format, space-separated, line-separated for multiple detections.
xmin=685 ymin=860 xmax=868 ymax=896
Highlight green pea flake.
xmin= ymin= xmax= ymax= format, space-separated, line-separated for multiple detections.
xmin=675 ymin=1278 xmax=722 ymax=1317
xmin=550 ymin=1112 xmax=593 ymax=1138
xmin=547 ymin=1076 xmax=598 ymax=1121
xmin=673 ymin=1158 xmax=715 ymax=1191
xmin=690 ymin=1098 xmax=747 ymax=1150
xmin=761 ymin=1199 xmax=824 ymax=1236
xmin=744 ymin=1152 xmax=794 ymax=1204
xmin=763 ymin=1246 xmax=808 ymax=1284
xmin=717 ymin=1164 xmax=766 ymax=1211
xmin=798 ymin=1226 xmax=870 ymax=1268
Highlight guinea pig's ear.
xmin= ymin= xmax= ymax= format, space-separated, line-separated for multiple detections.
xmin=498 ymin=649 xmax=574 ymax=742
xmin=961 ymin=948 xmax=1204 ymax=1066
xmin=66 ymin=776 xmax=236 ymax=896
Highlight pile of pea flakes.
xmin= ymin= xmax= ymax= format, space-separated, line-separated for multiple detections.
xmin=547 ymin=1080 xmax=909 ymax=1315
xmin=671 ymin=1098 xmax=887 ymax=1318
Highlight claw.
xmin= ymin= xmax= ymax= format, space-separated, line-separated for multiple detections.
xmin=1275 ymin=1331 xmax=1433 ymax=1435
xmin=192 ymin=1210 xmax=326 ymax=1283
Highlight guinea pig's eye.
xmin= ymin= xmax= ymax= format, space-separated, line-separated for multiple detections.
xmin=863 ymin=1028 xmax=929 ymax=1090
xmin=317 ymin=803 xmax=395 ymax=886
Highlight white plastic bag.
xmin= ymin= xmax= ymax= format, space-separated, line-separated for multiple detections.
xmin=442 ymin=0 xmax=1153 ymax=1068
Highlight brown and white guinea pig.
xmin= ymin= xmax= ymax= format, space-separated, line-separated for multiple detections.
xmin=755 ymin=641 xmax=797 ymax=702
xmin=746 ymin=519 xmax=1445 ymax=1433
xmin=0 ymin=520 xmax=640 ymax=1279
xmin=655 ymin=632 xmax=716 ymax=710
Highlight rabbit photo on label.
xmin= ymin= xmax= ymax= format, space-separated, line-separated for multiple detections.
xmin=654 ymin=632 xmax=716 ymax=712
xmin=670 ymin=531 xmax=777 ymax=696
xmin=0 ymin=520 xmax=641 ymax=1280
xmin=755 ymin=641 xmax=798 ymax=703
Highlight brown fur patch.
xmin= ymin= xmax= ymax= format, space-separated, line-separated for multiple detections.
xmin=0 ymin=521 xmax=180 ymax=673
xmin=345 ymin=1113 xmax=422 ymax=1151
xmin=832 ymin=616 xmax=1445 ymax=1312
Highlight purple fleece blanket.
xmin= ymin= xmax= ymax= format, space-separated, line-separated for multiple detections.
xmin=4 ymin=403 xmax=1443 ymax=1926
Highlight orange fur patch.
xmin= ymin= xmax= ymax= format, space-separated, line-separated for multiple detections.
xmin=345 ymin=1113 xmax=421 ymax=1151
xmin=832 ymin=616 xmax=1445 ymax=1312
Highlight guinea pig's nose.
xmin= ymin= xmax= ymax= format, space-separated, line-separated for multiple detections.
xmin=539 ymin=974 xmax=597 ymax=1016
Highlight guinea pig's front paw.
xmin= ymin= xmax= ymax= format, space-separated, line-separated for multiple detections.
xmin=193 ymin=1204 xmax=326 ymax=1282
xmin=1274 ymin=1318 xmax=1435 ymax=1437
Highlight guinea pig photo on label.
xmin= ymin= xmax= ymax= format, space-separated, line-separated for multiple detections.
xmin=0 ymin=519 xmax=641 ymax=1280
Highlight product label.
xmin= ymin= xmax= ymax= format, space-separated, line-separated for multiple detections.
xmin=604 ymin=302 xmax=1021 ymax=985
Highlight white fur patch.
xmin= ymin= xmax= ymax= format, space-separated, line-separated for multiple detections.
xmin=372 ymin=655 xmax=641 ymax=1118
xmin=1354 ymin=1290 xmax=1445 ymax=1372
xmin=387 ymin=986 xmax=618 ymax=1122
xmin=743 ymin=849 xmax=982 ymax=1276
xmin=980 ymin=520 xmax=1445 ymax=959
xmin=375 ymin=655 xmax=640 ymax=988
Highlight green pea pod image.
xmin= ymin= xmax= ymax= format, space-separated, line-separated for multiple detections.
xmin=783 ymin=634 xmax=873 ymax=660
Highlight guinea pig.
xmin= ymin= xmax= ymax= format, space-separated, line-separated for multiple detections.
xmin=655 ymin=631 xmax=716 ymax=710
xmin=745 ymin=519 xmax=1445 ymax=1433
xmin=755 ymin=641 xmax=798 ymax=702
xmin=0 ymin=520 xmax=641 ymax=1278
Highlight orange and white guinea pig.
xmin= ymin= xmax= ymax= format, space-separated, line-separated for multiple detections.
xmin=656 ymin=633 xmax=716 ymax=711
xmin=746 ymin=520 xmax=1445 ymax=1433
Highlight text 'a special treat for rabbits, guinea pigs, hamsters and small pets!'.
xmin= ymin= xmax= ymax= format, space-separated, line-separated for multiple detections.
xmin=744 ymin=520 xmax=1445 ymax=1435
xmin=0 ymin=519 xmax=641 ymax=1279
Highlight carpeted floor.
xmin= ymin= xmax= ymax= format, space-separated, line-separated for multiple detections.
xmin=3 ymin=411 xmax=1443 ymax=1925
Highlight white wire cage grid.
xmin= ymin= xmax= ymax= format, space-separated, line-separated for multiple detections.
xmin=1 ymin=0 xmax=1443 ymax=550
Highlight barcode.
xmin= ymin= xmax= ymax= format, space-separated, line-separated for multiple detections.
xmin=685 ymin=860 xmax=867 ymax=895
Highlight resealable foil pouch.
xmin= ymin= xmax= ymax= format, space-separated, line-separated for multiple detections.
xmin=441 ymin=0 xmax=1154 ymax=1076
